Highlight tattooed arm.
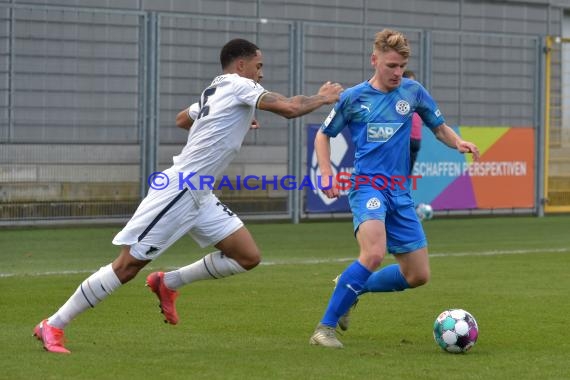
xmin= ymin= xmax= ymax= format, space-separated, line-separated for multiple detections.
xmin=257 ymin=81 xmax=343 ymax=119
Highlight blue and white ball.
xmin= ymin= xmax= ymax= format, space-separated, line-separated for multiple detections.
xmin=415 ymin=203 xmax=434 ymax=221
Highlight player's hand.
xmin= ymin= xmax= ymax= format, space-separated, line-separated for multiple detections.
xmin=320 ymin=173 xmax=340 ymax=199
xmin=318 ymin=81 xmax=344 ymax=104
xmin=250 ymin=119 xmax=260 ymax=129
xmin=457 ymin=140 xmax=480 ymax=161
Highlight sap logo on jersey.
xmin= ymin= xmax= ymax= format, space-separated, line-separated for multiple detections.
xmin=367 ymin=123 xmax=402 ymax=142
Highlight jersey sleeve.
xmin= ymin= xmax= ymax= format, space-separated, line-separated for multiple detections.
xmin=320 ymin=91 xmax=350 ymax=137
xmin=415 ymin=84 xmax=445 ymax=130
xmin=234 ymin=77 xmax=267 ymax=107
xmin=187 ymin=102 xmax=200 ymax=120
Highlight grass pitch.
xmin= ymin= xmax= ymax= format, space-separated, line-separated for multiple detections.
xmin=1 ymin=215 xmax=569 ymax=379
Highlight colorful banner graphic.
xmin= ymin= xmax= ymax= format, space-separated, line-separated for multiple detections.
xmin=305 ymin=125 xmax=535 ymax=213
xmin=411 ymin=126 xmax=535 ymax=210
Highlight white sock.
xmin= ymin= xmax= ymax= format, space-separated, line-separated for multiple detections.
xmin=164 ymin=251 xmax=246 ymax=290
xmin=47 ymin=264 xmax=121 ymax=329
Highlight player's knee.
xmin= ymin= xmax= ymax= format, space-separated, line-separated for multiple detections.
xmin=406 ymin=269 xmax=430 ymax=288
xmin=369 ymin=256 xmax=384 ymax=269
xmin=113 ymin=264 xmax=143 ymax=283
xmin=360 ymin=251 xmax=385 ymax=270
xmin=236 ymin=248 xmax=261 ymax=270
xmin=112 ymin=250 xmax=149 ymax=283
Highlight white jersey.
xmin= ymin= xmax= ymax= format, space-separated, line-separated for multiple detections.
xmin=113 ymin=74 xmax=264 ymax=253
xmin=172 ymin=73 xmax=267 ymax=195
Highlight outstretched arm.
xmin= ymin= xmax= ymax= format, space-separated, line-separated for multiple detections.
xmin=257 ymin=81 xmax=343 ymax=119
xmin=432 ymin=123 xmax=480 ymax=160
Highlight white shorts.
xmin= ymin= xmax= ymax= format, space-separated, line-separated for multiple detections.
xmin=112 ymin=169 xmax=243 ymax=261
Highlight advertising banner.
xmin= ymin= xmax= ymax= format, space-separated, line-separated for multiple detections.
xmin=305 ymin=124 xmax=353 ymax=213
xmin=305 ymin=125 xmax=535 ymax=213
xmin=411 ymin=126 xmax=535 ymax=210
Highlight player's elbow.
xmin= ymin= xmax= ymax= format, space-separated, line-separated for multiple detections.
xmin=280 ymin=105 xmax=302 ymax=119
xmin=273 ymin=101 xmax=306 ymax=119
xmin=258 ymin=93 xmax=304 ymax=119
xmin=176 ymin=111 xmax=193 ymax=130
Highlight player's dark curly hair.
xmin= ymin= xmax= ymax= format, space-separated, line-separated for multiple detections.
xmin=220 ymin=38 xmax=260 ymax=69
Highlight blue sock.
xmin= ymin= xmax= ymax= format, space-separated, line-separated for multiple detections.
xmin=361 ymin=264 xmax=410 ymax=293
xmin=320 ymin=260 xmax=371 ymax=328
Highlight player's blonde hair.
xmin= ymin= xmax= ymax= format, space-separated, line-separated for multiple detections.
xmin=373 ymin=29 xmax=410 ymax=58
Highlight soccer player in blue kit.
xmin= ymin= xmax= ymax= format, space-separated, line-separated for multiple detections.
xmin=310 ymin=29 xmax=480 ymax=348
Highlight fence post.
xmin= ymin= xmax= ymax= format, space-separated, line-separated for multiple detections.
xmin=536 ymin=36 xmax=548 ymax=217
xmin=7 ymin=4 xmax=15 ymax=141
xmin=422 ymin=30 xmax=432 ymax=92
xmin=140 ymin=12 xmax=159 ymax=197
xmin=290 ymin=20 xmax=304 ymax=224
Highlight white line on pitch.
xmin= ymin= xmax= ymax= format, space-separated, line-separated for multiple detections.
xmin=0 ymin=247 xmax=568 ymax=278
xmin=261 ymin=247 xmax=570 ymax=265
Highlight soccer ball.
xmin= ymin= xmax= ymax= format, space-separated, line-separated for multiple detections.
xmin=433 ymin=309 xmax=479 ymax=353
xmin=415 ymin=203 xmax=434 ymax=221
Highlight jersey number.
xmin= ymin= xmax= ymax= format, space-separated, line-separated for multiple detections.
xmin=197 ymin=87 xmax=217 ymax=119
xmin=216 ymin=201 xmax=234 ymax=217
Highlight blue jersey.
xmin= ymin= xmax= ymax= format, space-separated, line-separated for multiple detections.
xmin=321 ymin=78 xmax=445 ymax=192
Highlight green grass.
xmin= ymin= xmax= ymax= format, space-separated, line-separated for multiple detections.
xmin=1 ymin=216 xmax=569 ymax=380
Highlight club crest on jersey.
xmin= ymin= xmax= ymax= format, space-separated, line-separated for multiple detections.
xmin=395 ymin=100 xmax=410 ymax=115
xmin=366 ymin=197 xmax=381 ymax=210
xmin=367 ymin=123 xmax=403 ymax=142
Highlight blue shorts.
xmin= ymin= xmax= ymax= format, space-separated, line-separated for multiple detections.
xmin=348 ymin=185 xmax=427 ymax=254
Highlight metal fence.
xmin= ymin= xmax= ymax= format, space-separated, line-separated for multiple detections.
xmin=0 ymin=3 xmax=546 ymax=225
xmin=0 ymin=5 xmax=145 ymax=223
xmin=544 ymin=36 xmax=570 ymax=213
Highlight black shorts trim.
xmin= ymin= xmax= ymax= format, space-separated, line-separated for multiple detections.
xmin=137 ymin=188 xmax=188 ymax=242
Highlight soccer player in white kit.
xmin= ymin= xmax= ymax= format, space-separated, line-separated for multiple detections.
xmin=34 ymin=38 xmax=343 ymax=354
